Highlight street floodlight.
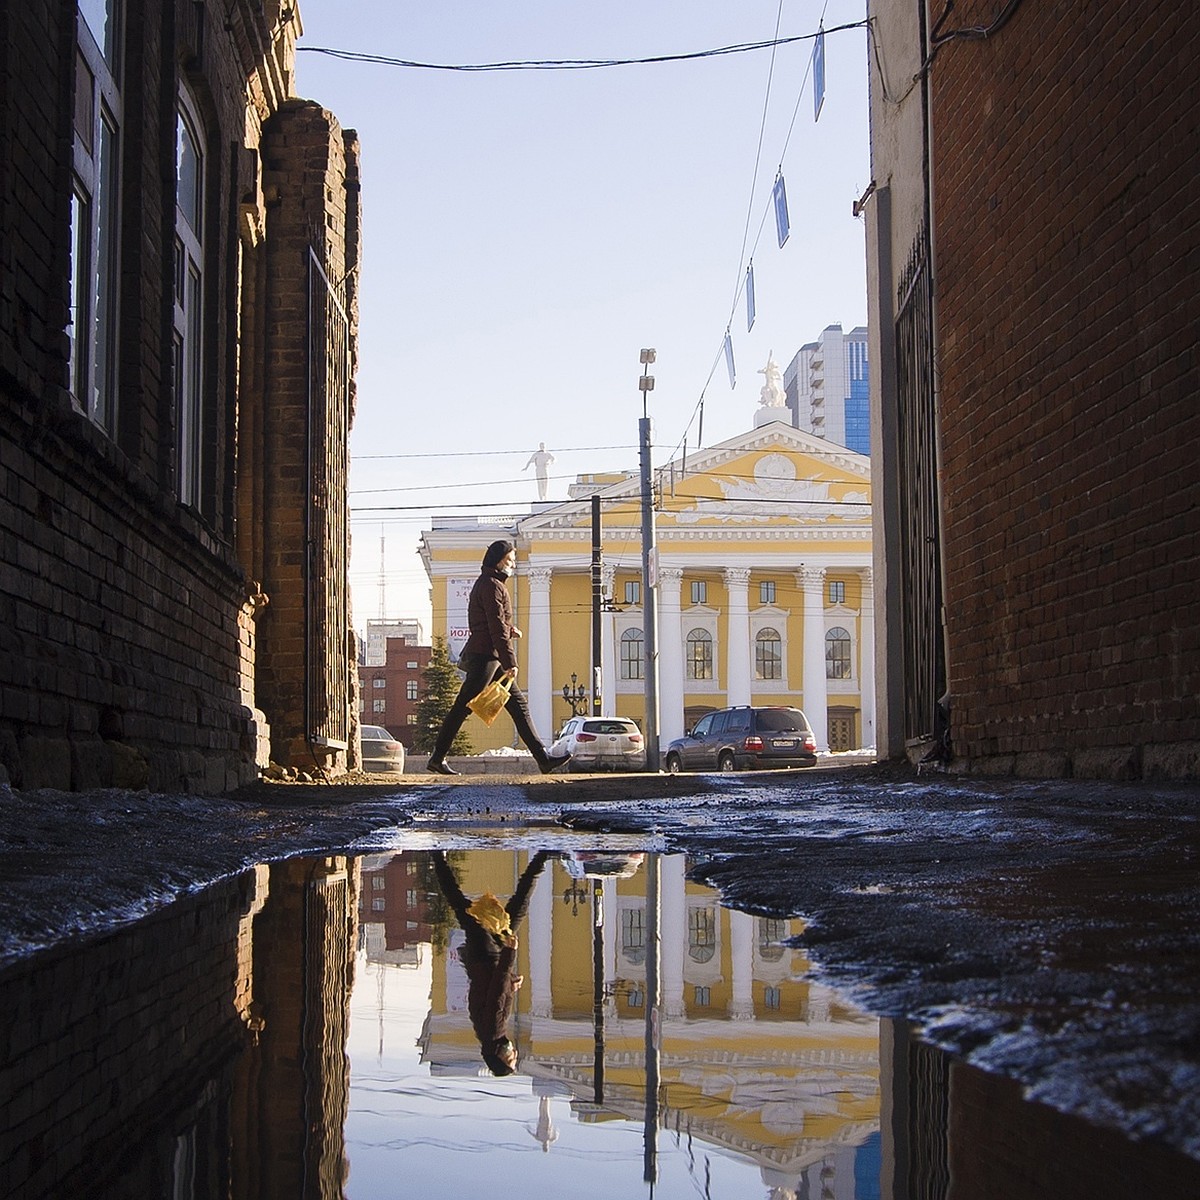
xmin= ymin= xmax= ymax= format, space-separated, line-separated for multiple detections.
xmin=640 ymin=348 xmax=656 ymax=365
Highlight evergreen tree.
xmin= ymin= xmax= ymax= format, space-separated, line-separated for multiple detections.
xmin=413 ymin=635 xmax=473 ymax=755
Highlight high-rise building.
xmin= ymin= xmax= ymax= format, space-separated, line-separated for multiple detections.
xmin=784 ymin=325 xmax=870 ymax=455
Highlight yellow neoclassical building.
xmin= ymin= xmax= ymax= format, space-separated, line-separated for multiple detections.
xmin=418 ymin=420 xmax=874 ymax=754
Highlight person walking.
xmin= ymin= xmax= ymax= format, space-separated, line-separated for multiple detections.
xmin=427 ymin=539 xmax=571 ymax=775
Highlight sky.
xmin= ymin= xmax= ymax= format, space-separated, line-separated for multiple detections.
xmin=293 ymin=1 xmax=872 ymax=634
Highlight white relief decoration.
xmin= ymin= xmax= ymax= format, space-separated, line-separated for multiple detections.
xmin=675 ymin=452 xmax=869 ymax=524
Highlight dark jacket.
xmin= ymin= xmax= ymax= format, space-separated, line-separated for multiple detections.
xmin=462 ymin=568 xmax=518 ymax=670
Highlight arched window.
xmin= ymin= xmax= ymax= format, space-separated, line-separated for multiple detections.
xmin=826 ymin=626 xmax=852 ymax=679
xmin=755 ymin=627 xmax=782 ymax=679
xmin=686 ymin=629 xmax=713 ymax=680
xmin=758 ymin=917 xmax=786 ymax=962
xmin=688 ymin=906 xmax=716 ymax=964
xmin=620 ymin=627 xmax=643 ymax=680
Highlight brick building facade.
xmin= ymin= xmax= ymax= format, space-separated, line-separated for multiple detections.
xmin=0 ymin=1 xmax=361 ymax=791
xmin=359 ymin=636 xmax=432 ymax=751
xmin=865 ymin=1 xmax=1199 ymax=778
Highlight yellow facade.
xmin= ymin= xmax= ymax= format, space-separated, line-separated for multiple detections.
xmin=420 ymin=421 xmax=874 ymax=755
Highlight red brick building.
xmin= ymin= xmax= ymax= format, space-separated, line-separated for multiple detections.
xmin=865 ymin=1 xmax=1199 ymax=778
xmin=0 ymin=2 xmax=362 ymax=791
xmin=360 ymin=637 xmax=432 ymax=751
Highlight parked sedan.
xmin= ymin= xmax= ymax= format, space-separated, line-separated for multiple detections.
xmin=549 ymin=717 xmax=646 ymax=772
xmin=359 ymin=724 xmax=406 ymax=775
xmin=663 ymin=705 xmax=817 ymax=772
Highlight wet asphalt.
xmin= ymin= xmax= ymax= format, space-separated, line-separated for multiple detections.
xmin=1 ymin=761 xmax=1198 ymax=1162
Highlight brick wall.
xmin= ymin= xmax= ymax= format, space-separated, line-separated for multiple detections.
xmin=0 ymin=3 xmax=357 ymax=791
xmin=929 ymin=1 xmax=1200 ymax=778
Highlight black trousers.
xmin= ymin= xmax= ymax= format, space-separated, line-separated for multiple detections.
xmin=431 ymin=652 xmax=548 ymax=764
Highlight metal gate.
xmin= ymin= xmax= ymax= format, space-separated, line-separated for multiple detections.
xmin=305 ymin=250 xmax=351 ymax=752
xmin=894 ymin=227 xmax=946 ymax=747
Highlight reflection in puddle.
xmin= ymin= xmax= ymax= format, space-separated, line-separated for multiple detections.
xmin=357 ymin=849 xmax=880 ymax=1198
xmin=3 ymin=845 xmax=1199 ymax=1199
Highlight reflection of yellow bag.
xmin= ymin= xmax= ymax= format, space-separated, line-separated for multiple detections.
xmin=466 ymin=892 xmax=513 ymax=940
xmin=467 ymin=669 xmax=514 ymax=726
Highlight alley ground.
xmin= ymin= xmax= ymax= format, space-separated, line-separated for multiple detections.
xmin=1 ymin=761 xmax=1198 ymax=1166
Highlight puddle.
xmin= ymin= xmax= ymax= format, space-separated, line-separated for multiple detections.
xmin=2 ymin=839 xmax=1198 ymax=1198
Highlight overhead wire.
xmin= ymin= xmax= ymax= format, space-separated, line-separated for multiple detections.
xmin=297 ymin=23 xmax=868 ymax=73
xmin=663 ymin=0 xmax=842 ymax=469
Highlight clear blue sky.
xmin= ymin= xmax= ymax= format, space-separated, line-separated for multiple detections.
xmin=294 ymin=0 xmax=870 ymax=631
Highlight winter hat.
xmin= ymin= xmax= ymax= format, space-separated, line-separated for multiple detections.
xmin=482 ymin=539 xmax=515 ymax=571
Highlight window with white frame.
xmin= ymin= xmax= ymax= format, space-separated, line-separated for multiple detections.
xmin=686 ymin=629 xmax=713 ymax=680
xmin=828 ymin=579 xmax=846 ymax=605
xmin=624 ymin=579 xmax=640 ymax=606
xmin=826 ymin=626 xmax=852 ymax=679
xmin=372 ymin=698 xmax=386 ymax=713
xmin=406 ymin=680 xmax=418 ymax=701
xmin=690 ymin=580 xmax=708 ymax=605
xmin=755 ymin=627 xmax=782 ymax=680
xmin=70 ymin=1 xmax=123 ymax=432
xmin=372 ymin=677 xmax=386 ymax=688
xmin=174 ymin=88 xmax=205 ymax=508
xmin=759 ymin=579 xmax=776 ymax=604
xmin=620 ymin=627 xmax=644 ymax=680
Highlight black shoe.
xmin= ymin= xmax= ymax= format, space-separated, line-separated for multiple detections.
xmin=427 ymin=758 xmax=459 ymax=776
xmin=540 ymin=753 xmax=572 ymax=775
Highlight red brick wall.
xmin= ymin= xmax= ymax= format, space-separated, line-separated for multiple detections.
xmin=0 ymin=3 xmax=356 ymax=791
xmin=930 ymin=1 xmax=1200 ymax=777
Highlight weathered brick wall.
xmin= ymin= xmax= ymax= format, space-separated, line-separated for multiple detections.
xmin=930 ymin=2 xmax=1200 ymax=778
xmin=0 ymin=3 xmax=355 ymax=791
xmin=254 ymin=102 xmax=361 ymax=770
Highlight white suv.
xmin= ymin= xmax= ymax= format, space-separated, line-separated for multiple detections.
xmin=548 ymin=717 xmax=646 ymax=772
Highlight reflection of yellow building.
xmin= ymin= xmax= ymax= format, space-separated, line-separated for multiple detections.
xmin=419 ymin=849 xmax=879 ymax=1184
xmin=419 ymin=421 xmax=873 ymax=755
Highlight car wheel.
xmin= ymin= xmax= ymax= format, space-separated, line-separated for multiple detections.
xmin=718 ymin=751 xmax=736 ymax=772
xmin=665 ymin=752 xmax=682 ymax=774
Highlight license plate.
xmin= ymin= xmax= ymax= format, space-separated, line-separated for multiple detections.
xmin=772 ymin=738 xmax=797 ymax=749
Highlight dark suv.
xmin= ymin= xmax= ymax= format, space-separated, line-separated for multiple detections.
xmin=663 ymin=706 xmax=817 ymax=773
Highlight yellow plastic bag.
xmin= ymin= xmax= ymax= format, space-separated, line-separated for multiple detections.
xmin=466 ymin=892 xmax=513 ymax=940
xmin=467 ymin=669 xmax=514 ymax=726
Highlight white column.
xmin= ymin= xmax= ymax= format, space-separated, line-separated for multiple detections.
xmin=859 ymin=567 xmax=876 ymax=752
xmin=657 ymin=566 xmax=685 ymax=745
xmin=527 ymin=566 xmax=553 ymax=740
xmin=530 ymin=856 xmax=554 ymax=1018
xmin=729 ymin=909 xmax=755 ymax=1019
xmin=601 ymin=565 xmax=616 ymax=715
xmin=660 ymin=854 xmax=687 ymax=1018
xmin=797 ymin=565 xmax=829 ymax=752
xmin=723 ymin=567 xmax=752 ymax=707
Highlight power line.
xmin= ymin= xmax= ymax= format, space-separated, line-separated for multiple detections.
xmin=297 ymin=23 xmax=868 ymax=74
xmin=353 ymin=443 xmax=636 ymax=461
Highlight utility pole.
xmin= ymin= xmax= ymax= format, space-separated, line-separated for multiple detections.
xmin=591 ymin=494 xmax=602 ymax=715
xmin=638 ymin=349 xmax=660 ymax=771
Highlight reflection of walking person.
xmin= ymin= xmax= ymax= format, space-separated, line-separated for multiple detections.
xmin=431 ymin=849 xmax=551 ymax=1075
xmin=427 ymin=540 xmax=571 ymax=776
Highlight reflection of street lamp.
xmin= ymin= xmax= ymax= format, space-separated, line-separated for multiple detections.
xmin=562 ymin=878 xmax=588 ymax=916
xmin=561 ymin=672 xmax=588 ymax=717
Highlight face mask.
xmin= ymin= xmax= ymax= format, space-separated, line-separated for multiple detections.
xmin=496 ymin=567 xmax=512 ymax=578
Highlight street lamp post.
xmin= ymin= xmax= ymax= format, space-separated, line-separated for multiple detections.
xmin=638 ymin=349 xmax=661 ymax=771
xmin=561 ymin=673 xmax=589 ymax=717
